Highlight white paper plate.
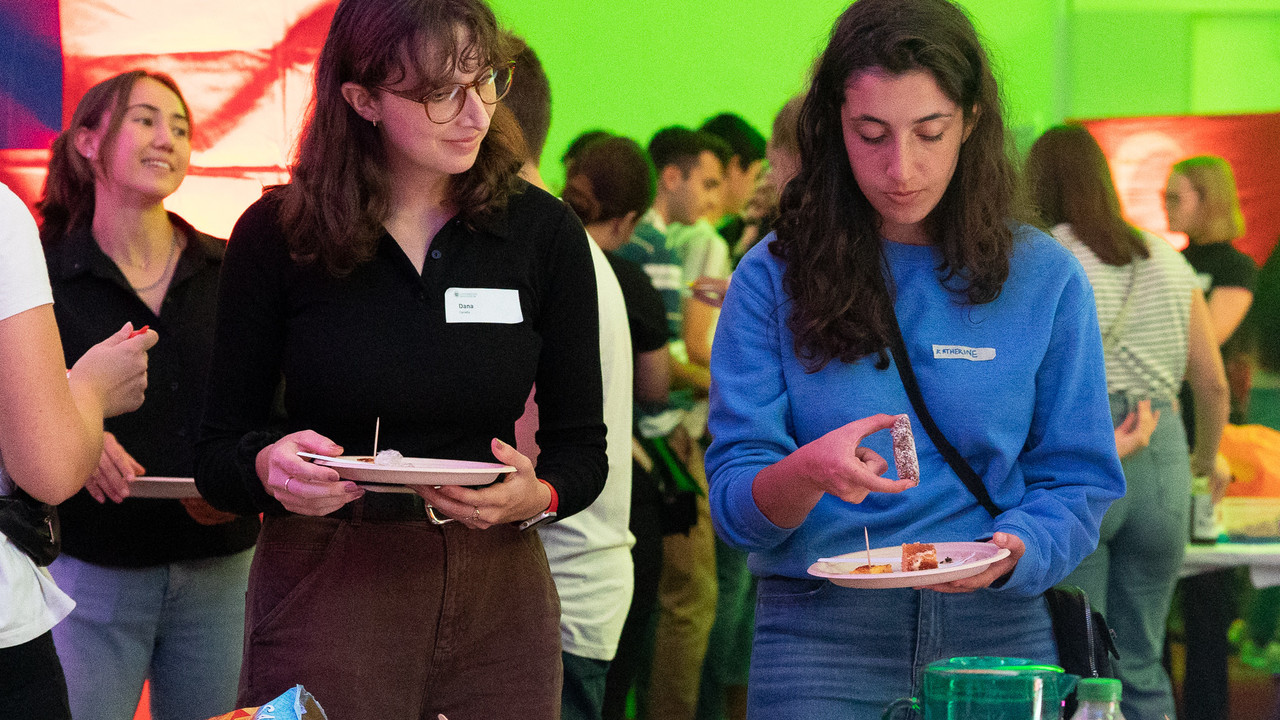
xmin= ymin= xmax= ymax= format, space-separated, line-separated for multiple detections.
xmin=297 ymin=453 xmax=513 ymax=487
xmin=128 ymin=477 xmax=201 ymax=499
xmin=808 ymin=541 xmax=1010 ymax=589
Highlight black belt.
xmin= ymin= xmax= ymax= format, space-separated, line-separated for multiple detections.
xmin=325 ymin=492 xmax=457 ymax=524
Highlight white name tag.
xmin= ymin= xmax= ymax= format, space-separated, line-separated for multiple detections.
xmin=933 ymin=344 xmax=996 ymax=361
xmin=444 ymin=288 xmax=523 ymax=324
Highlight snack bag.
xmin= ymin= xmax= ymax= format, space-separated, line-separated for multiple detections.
xmin=207 ymin=685 xmax=327 ymax=720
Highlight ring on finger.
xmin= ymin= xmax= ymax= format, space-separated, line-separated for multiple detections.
xmin=471 ymin=505 xmax=480 ymax=522
xmin=284 ymin=477 xmax=293 ymax=493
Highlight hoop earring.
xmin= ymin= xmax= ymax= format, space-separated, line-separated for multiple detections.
xmin=372 ymin=119 xmax=378 ymax=128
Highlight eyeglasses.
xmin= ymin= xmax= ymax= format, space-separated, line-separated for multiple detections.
xmin=378 ymin=62 xmax=515 ymax=124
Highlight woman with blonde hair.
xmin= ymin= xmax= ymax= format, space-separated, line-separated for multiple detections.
xmin=1167 ymin=155 xmax=1257 ymax=720
xmin=1167 ymin=155 xmax=1253 ymax=345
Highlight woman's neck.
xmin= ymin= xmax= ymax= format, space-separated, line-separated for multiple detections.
xmin=383 ymin=167 xmax=455 ymax=273
xmin=91 ymin=195 xmax=175 ymax=267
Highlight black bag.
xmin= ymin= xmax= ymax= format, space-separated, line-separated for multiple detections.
xmin=0 ymin=486 xmax=61 ymax=567
xmin=635 ymin=434 xmax=699 ymax=536
xmin=884 ymin=309 xmax=1119 ymax=683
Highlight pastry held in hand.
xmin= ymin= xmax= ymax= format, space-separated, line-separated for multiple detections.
xmin=891 ymin=414 xmax=920 ymax=486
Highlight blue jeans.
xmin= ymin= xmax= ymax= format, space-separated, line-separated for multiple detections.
xmin=748 ymin=578 xmax=1057 ymax=720
xmin=1065 ymin=393 xmax=1188 ymax=720
xmin=561 ymin=651 xmax=610 ymax=720
xmin=49 ymin=549 xmax=253 ymax=720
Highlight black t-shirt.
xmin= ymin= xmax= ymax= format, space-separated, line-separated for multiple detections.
xmin=605 ymin=251 xmax=668 ymax=356
xmin=1183 ymin=241 xmax=1258 ymax=295
xmin=45 ymin=215 xmax=260 ymax=567
xmin=1182 ymin=241 xmax=1259 ymax=432
xmin=196 ymin=182 xmax=607 ymax=518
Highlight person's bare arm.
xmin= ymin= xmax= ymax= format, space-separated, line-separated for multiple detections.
xmin=1205 ymin=286 xmax=1253 ymax=345
xmin=634 ymin=346 xmax=671 ymax=406
xmin=670 ymin=351 xmax=711 ymax=394
xmin=1186 ymin=288 xmax=1231 ymax=494
xmin=683 ymin=295 xmax=717 ymax=368
xmin=0 ymin=311 xmax=153 ymax=504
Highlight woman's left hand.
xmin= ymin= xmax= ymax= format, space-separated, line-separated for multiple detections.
xmin=413 ymin=438 xmax=551 ymax=530
xmin=923 ymin=531 xmax=1025 ymax=593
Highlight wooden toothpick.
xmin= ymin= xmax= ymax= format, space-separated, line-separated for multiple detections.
xmin=373 ymin=416 xmax=381 ymax=457
xmin=865 ymin=526 xmax=872 ymax=569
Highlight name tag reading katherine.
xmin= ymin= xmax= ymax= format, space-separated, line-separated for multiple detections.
xmin=444 ymin=288 xmax=523 ymax=324
xmin=932 ymin=344 xmax=996 ymax=361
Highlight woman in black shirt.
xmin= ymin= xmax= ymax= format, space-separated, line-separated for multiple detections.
xmin=194 ymin=1 xmax=606 ymax=718
xmin=1165 ymin=155 xmax=1256 ymax=720
xmin=38 ymin=70 xmax=257 ymax=720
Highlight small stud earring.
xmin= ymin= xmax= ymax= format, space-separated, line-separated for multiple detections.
xmin=372 ymin=119 xmax=378 ymax=128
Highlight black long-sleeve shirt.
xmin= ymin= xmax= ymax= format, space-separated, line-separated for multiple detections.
xmin=45 ymin=215 xmax=259 ymax=567
xmin=195 ymin=182 xmax=607 ymax=518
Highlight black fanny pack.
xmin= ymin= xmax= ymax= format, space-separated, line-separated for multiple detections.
xmin=0 ymin=486 xmax=61 ymax=567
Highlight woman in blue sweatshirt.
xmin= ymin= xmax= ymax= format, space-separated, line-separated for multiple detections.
xmin=704 ymin=0 xmax=1126 ymax=716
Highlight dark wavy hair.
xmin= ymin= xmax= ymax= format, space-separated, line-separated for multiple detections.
xmin=1026 ymin=125 xmax=1147 ymax=267
xmin=771 ymin=0 xmax=1018 ymax=371
xmin=37 ymin=70 xmax=189 ymax=245
xmin=279 ymin=0 xmax=524 ymax=276
xmin=562 ymin=135 xmax=656 ymax=224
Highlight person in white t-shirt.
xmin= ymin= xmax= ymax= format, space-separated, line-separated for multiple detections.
xmin=0 ymin=182 xmax=154 ymax=718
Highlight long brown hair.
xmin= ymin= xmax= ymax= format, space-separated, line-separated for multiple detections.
xmin=37 ymin=70 xmax=190 ymax=245
xmin=1170 ymin=155 xmax=1245 ymax=245
xmin=772 ymin=0 xmax=1019 ymax=371
xmin=279 ymin=0 xmax=523 ymax=276
xmin=1026 ymin=125 xmax=1147 ymax=267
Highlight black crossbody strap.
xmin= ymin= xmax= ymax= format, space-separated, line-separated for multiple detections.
xmin=884 ymin=310 xmax=1002 ymax=519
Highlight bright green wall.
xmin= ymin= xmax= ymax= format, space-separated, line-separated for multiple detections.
xmin=490 ymin=0 xmax=1055 ymax=191
xmin=490 ymin=0 xmax=1280 ymax=190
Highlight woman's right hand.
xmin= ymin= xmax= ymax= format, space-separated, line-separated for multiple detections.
xmin=69 ymin=322 xmax=157 ymax=418
xmin=255 ymin=430 xmax=363 ymax=516
xmin=794 ymin=413 xmax=916 ymax=502
xmin=752 ymin=413 xmax=916 ymax=528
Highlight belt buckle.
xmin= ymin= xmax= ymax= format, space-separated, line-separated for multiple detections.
xmin=425 ymin=505 xmax=456 ymax=525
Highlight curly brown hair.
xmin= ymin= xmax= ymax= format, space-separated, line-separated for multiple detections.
xmin=771 ymin=0 xmax=1020 ymax=371
xmin=37 ymin=70 xmax=190 ymax=245
xmin=278 ymin=0 xmax=524 ymax=276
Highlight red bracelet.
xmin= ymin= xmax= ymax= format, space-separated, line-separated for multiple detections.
xmin=537 ymin=478 xmax=559 ymax=513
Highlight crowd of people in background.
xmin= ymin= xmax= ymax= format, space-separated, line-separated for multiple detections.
xmin=0 ymin=0 xmax=1274 ymax=718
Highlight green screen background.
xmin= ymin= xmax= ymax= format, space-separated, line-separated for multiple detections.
xmin=490 ymin=0 xmax=1280 ymax=191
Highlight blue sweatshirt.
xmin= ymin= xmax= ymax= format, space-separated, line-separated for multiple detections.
xmin=705 ymin=226 xmax=1125 ymax=597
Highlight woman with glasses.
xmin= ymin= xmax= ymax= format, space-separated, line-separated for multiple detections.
xmin=704 ymin=0 xmax=1124 ymax=716
xmin=37 ymin=69 xmax=259 ymax=720
xmin=194 ymin=0 xmax=606 ymax=717
xmin=1026 ymin=125 xmax=1230 ymax=720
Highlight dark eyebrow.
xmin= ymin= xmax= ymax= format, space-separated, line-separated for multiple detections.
xmin=853 ymin=112 xmax=953 ymax=125
xmin=127 ymin=103 xmax=189 ymax=122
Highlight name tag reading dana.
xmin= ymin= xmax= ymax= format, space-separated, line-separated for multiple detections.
xmin=444 ymin=288 xmax=523 ymax=324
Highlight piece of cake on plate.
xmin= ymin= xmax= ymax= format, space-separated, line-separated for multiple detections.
xmin=901 ymin=543 xmax=938 ymax=571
